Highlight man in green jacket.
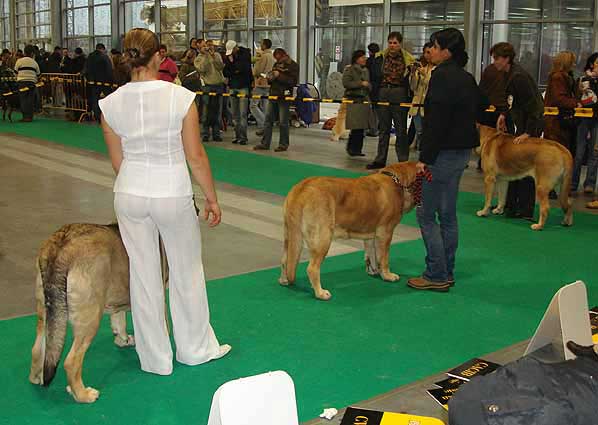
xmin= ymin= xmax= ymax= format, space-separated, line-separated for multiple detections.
xmin=195 ymin=39 xmax=225 ymax=142
xmin=367 ymin=32 xmax=415 ymax=169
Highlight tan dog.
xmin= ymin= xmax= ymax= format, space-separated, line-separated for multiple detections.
xmin=476 ymin=125 xmax=573 ymax=230
xmin=29 ymin=223 xmax=167 ymax=403
xmin=279 ymin=162 xmax=417 ymax=300
xmin=330 ymin=103 xmax=350 ymax=141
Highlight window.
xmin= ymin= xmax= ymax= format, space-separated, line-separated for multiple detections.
xmin=64 ymin=0 xmax=112 ymax=53
xmin=391 ymin=0 xmax=464 ymax=22
xmin=316 ymin=0 xmax=383 ymax=26
xmin=482 ymin=0 xmax=595 ymax=85
xmin=253 ymin=0 xmax=298 ymax=59
xmin=161 ymin=0 xmax=187 ymax=51
xmin=0 ymin=0 xmax=10 ymax=48
xmin=391 ymin=23 xmax=465 ymax=58
xmin=16 ymin=0 xmax=52 ymax=49
xmin=314 ymin=26 xmax=384 ymax=97
xmin=123 ymin=0 xmax=156 ymax=32
xmin=204 ymin=0 xmax=247 ymax=33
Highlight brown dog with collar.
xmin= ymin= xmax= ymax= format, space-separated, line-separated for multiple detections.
xmin=476 ymin=125 xmax=573 ymax=230
xmin=279 ymin=162 xmax=417 ymax=300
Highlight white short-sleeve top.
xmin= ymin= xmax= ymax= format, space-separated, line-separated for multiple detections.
xmin=98 ymin=80 xmax=196 ymax=198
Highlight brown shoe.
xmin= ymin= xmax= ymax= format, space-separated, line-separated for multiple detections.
xmin=407 ymin=276 xmax=450 ymax=292
xmin=583 ymin=186 xmax=594 ymax=195
xmin=253 ymin=144 xmax=269 ymax=151
xmin=274 ymin=146 xmax=288 ymax=152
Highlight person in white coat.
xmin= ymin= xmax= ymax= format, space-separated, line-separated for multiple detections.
xmin=99 ymin=28 xmax=231 ymax=376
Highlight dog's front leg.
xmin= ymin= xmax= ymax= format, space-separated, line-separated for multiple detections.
xmin=376 ymin=227 xmax=399 ymax=282
xmin=364 ymin=238 xmax=379 ymax=276
xmin=476 ymin=174 xmax=496 ymax=217
xmin=110 ymin=311 xmax=135 ymax=347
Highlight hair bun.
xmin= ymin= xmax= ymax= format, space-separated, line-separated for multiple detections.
xmin=126 ymin=47 xmax=140 ymax=59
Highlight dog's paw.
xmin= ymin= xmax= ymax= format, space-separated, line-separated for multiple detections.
xmin=381 ymin=272 xmax=400 ymax=282
xmin=561 ymin=217 xmax=573 ymax=227
xmin=278 ymin=276 xmax=289 ymax=286
xmin=476 ymin=209 xmax=489 ymax=217
xmin=315 ymin=290 xmax=332 ymax=301
xmin=365 ymin=259 xmax=379 ymax=276
xmin=29 ymin=370 xmax=43 ymax=385
xmin=491 ymin=207 xmax=504 ymax=215
xmin=530 ymin=223 xmax=543 ymax=231
xmin=67 ymin=385 xmax=100 ymax=403
xmin=114 ymin=334 xmax=135 ymax=347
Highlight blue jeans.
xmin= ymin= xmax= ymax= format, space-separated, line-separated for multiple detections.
xmin=416 ymin=149 xmax=471 ymax=282
xmin=262 ymin=99 xmax=290 ymax=148
xmin=412 ymin=114 xmax=423 ymax=150
xmin=230 ymin=88 xmax=249 ymax=142
xmin=572 ymin=118 xmax=598 ymax=191
xmin=249 ymin=86 xmax=269 ymax=129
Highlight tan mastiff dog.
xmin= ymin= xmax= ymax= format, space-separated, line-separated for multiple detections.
xmin=29 ymin=223 xmax=168 ymax=403
xmin=279 ymin=162 xmax=417 ymax=300
xmin=476 ymin=125 xmax=573 ymax=230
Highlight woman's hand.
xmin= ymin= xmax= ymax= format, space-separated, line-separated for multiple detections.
xmin=361 ymin=80 xmax=370 ymax=87
xmin=204 ymin=200 xmax=222 ymax=227
xmin=416 ymin=161 xmax=427 ymax=173
xmin=496 ymin=114 xmax=507 ymax=132
xmin=513 ymin=133 xmax=530 ymax=144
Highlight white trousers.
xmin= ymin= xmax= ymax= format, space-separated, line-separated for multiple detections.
xmin=115 ymin=193 xmax=221 ymax=375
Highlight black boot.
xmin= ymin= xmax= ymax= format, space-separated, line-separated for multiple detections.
xmin=566 ymin=341 xmax=598 ymax=361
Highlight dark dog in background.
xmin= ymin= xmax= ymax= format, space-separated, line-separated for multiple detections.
xmin=0 ymin=68 xmax=19 ymax=122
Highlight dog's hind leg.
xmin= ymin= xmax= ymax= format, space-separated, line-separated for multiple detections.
xmin=64 ymin=309 xmax=102 ymax=403
xmin=306 ymin=228 xmax=333 ymax=301
xmin=29 ymin=272 xmax=46 ymax=385
xmin=493 ymin=179 xmax=508 ymax=215
xmin=532 ymin=184 xmax=550 ymax=231
xmin=364 ymin=238 xmax=379 ymax=276
xmin=110 ymin=311 xmax=135 ymax=347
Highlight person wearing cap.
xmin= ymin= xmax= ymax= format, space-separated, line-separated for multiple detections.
xmin=158 ymin=44 xmax=178 ymax=83
xmin=196 ymin=40 xmax=225 ymax=142
xmin=223 ymin=40 xmax=253 ymax=145
xmin=253 ymin=48 xmax=299 ymax=152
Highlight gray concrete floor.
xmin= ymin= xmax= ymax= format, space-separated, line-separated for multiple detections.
xmin=1 ymin=123 xmax=596 ymax=422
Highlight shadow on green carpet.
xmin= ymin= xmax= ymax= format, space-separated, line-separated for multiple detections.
xmin=1 ymin=191 xmax=596 ymax=425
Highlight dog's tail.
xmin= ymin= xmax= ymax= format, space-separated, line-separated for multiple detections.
xmin=38 ymin=241 xmax=69 ymax=386
xmin=281 ymin=198 xmax=303 ymax=284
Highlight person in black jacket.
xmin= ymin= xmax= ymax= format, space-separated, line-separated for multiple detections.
xmin=366 ymin=43 xmax=383 ymax=137
xmin=84 ymin=43 xmax=114 ymax=123
xmin=492 ymin=42 xmax=544 ymax=220
xmin=223 ymin=40 xmax=253 ymax=145
xmin=408 ymin=28 xmax=488 ymax=292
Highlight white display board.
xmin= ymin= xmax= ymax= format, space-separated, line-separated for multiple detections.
xmin=207 ymin=371 xmax=299 ymax=425
xmin=525 ymin=280 xmax=594 ymax=360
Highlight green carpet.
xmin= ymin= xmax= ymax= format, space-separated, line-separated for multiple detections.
xmin=1 ymin=116 xmax=597 ymax=424
xmin=0 ymin=115 xmax=360 ymax=196
xmin=1 ymin=192 xmax=597 ymax=424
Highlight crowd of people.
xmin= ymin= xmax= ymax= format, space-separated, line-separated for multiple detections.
xmin=1 ymin=31 xmax=598 ymax=208
xmin=340 ymin=35 xmax=598 ymax=210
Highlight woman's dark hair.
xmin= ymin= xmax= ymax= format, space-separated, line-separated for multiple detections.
xmin=430 ymin=28 xmax=468 ymax=67
xmin=123 ymin=28 xmax=160 ymax=70
xmin=351 ymin=49 xmax=366 ymax=64
xmin=423 ymin=41 xmax=434 ymax=50
xmin=584 ymin=52 xmax=598 ymax=72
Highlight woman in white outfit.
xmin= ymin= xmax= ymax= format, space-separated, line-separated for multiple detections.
xmin=99 ymin=28 xmax=231 ymax=375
